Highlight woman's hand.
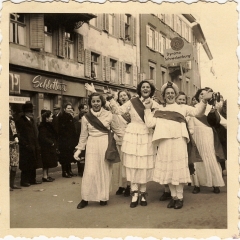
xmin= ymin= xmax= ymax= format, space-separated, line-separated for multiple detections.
xmin=144 ymin=99 xmax=153 ymax=109
xmin=74 ymin=149 xmax=81 ymax=161
xmin=85 ymin=83 xmax=96 ymax=93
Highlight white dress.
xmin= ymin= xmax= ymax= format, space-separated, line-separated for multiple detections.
xmin=75 ymin=108 xmax=113 ymax=201
xmin=192 ymin=104 xmax=225 ymax=187
xmin=110 ymin=98 xmax=160 ymax=184
xmin=144 ymin=101 xmax=207 ymax=185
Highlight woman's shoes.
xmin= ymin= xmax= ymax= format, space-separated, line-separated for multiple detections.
xmin=130 ymin=191 xmax=139 ymax=208
xmin=62 ymin=171 xmax=72 ymax=178
xmin=174 ymin=199 xmax=184 ymax=209
xmin=124 ymin=185 xmax=131 ymax=197
xmin=100 ymin=201 xmax=108 ymax=206
xmin=116 ymin=187 xmax=125 ymax=195
xmin=167 ymin=198 xmax=176 ymax=208
xmin=159 ymin=191 xmax=171 ymax=201
xmin=213 ymin=187 xmax=220 ymax=194
xmin=139 ymin=192 xmax=148 ymax=206
xmin=48 ymin=176 xmax=55 ymax=181
xmin=77 ymin=200 xmax=88 ymax=209
xmin=12 ymin=185 xmax=21 ymax=189
xmin=192 ymin=186 xmax=200 ymax=194
xmin=42 ymin=177 xmax=53 ymax=182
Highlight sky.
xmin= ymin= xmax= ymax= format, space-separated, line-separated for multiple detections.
xmin=193 ymin=5 xmax=238 ymax=99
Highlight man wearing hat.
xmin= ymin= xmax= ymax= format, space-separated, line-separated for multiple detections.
xmin=16 ymin=101 xmax=42 ymax=187
xmin=52 ymin=104 xmax=61 ymax=134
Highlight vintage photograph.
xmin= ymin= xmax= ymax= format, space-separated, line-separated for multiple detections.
xmin=1 ymin=1 xmax=238 ymax=238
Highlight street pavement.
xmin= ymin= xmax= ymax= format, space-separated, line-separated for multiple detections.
xmin=10 ymin=164 xmax=227 ymax=229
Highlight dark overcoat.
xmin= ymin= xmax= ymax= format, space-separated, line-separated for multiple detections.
xmin=38 ymin=122 xmax=58 ymax=168
xmin=16 ymin=115 xmax=42 ymax=171
xmin=58 ymin=111 xmax=78 ymax=164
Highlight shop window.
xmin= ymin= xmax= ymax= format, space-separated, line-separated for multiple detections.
xmin=10 ymin=13 xmax=26 ymax=46
xmin=110 ymin=59 xmax=117 ymax=82
xmin=125 ymin=63 xmax=131 ymax=85
xmin=91 ymin=52 xmax=100 ymax=79
xmin=44 ymin=23 xmax=52 ymax=53
xmin=65 ymin=32 xmax=74 ymax=60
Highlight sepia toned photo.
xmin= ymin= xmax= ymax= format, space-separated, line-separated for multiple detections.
xmin=0 ymin=1 xmax=238 ymax=239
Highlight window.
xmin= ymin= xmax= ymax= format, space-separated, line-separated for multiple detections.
xmin=10 ymin=13 xmax=26 ymax=45
xmin=149 ymin=62 xmax=156 ymax=83
xmin=110 ymin=59 xmax=117 ymax=82
xmin=65 ymin=32 xmax=74 ymax=59
xmin=44 ymin=23 xmax=52 ymax=53
xmin=124 ymin=14 xmax=131 ymax=41
xmin=149 ymin=28 xmax=154 ymax=49
xmin=162 ymin=36 xmax=166 ymax=51
xmin=91 ymin=53 xmax=100 ymax=79
xmin=125 ymin=63 xmax=131 ymax=85
xmin=146 ymin=25 xmax=158 ymax=51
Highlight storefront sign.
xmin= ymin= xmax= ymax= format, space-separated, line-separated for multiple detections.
xmin=9 ymin=73 xmax=20 ymax=95
xmin=9 ymin=96 xmax=30 ymax=104
xmin=164 ymin=37 xmax=193 ymax=64
xmin=32 ymin=75 xmax=67 ymax=92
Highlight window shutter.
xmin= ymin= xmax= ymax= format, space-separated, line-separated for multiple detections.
xmin=84 ymin=49 xmax=91 ymax=78
xmin=103 ymin=14 xmax=109 ymax=32
xmin=97 ymin=14 xmax=103 ymax=30
xmin=133 ymin=65 xmax=138 ymax=87
xmin=77 ymin=33 xmax=84 ymax=63
xmin=161 ymin=36 xmax=165 ymax=54
xmin=132 ymin=17 xmax=136 ymax=45
xmin=158 ymin=32 xmax=162 ymax=53
xmin=122 ymin=62 xmax=125 ymax=85
xmin=115 ymin=61 xmax=119 ymax=83
xmin=119 ymin=14 xmax=125 ymax=39
xmin=146 ymin=25 xmax=150 ymax=47
xmin=29 ymin=14 xmax=44 ymax=50
xmin=57 ymin=25 xmax=65 ymax=58
xmin=154 ymin=30 xmax=158 ymax=51
xmin=106 ymin=57 xmax=110 ymax=82
xmin=114 ymin=14 xmax=119 ymax=38
xmin=102 ymin=55 xmax=106 ymax=81
xmin=118 ymin=61 xmax=122 ymax=84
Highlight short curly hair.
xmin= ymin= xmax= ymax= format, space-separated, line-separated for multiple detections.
xmin=88 ymin=92 xmax=106 ymax=108
xmin=195 ymin=87 xmax=213 ymax=102
xmin=117 ymin=90 xmax=131 ymax=105
xmin=136 ymin=80 xmax=155 ymax=98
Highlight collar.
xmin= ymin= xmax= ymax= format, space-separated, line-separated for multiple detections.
xmin=90 ymin=107 xmax=103 ymax=117
xmin=140 ymin=96 xmax=150 ymax=103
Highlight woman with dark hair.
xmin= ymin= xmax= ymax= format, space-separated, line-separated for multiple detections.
xmin=38 ymin=110 xmax=58 ymax=182
xmin=112 ymin=90 xmax=131 ymax=197
xmin=191 ymin=88 xmax=225 ymax=194
xmin=144 ymin=81 xmax=212 ymax=209
xmin=176 ymin=91 xmax=187 ymax=105
xmin=58 ymin=102 xmax=78 ymax=178
xmin=107 ymin=80 xmax=160 ymax=208
xmin=74 ymin=92 xmax=113 ymax=209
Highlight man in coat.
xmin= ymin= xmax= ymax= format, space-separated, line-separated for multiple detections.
xmin=16 ymin=102 xmax=42 ymax=187
xmin=73 ymin=103 xmax=88 ymax=177
xmin=52 ymin=104 xmax=61 ymax=134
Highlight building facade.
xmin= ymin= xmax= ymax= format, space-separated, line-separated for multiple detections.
xmin=9 ymin=13 xmax=139 ymax=117
xmin=139 ymin=14 xmax=204 ymax=103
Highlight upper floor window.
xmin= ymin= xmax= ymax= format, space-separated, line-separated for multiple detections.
xmin=91 ymin=52 xmax=100 ymax=79
xmin=44 ymin=23 xmax=52 ymax=53
xmin=125 ymin=63 xmax=131 ymax=85
xmin=149 ymin=62 xmax=156 ymax=83
xmin=108 ymin=14 xmax=115 ymax=35
xmin=65 ymin=32 xmax=74 ymax=59
xmin=110 ymin=58 xmax=117 ymax=82
xmin=124 ymin=14 xmax=131 ymax=41
xmin=10 ymin=13 xmax=26 ymax=46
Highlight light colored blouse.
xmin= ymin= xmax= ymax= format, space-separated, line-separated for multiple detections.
xmin=144 ymin=101 xmax=207 ymax=143
xmin=75 ymin=108 xmax=112 ymax=150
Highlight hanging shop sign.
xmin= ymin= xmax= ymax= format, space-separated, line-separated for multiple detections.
xmin=164 ymin=37 xmax=193 ymax=64
xmin=9 ymin=96 xmax=30 ymax=104
xmin=9 ymin=73 xmax=20 ymax=95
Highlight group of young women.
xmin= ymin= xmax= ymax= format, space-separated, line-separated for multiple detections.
xmin=73 ymin=80 xmax=226 ymax=210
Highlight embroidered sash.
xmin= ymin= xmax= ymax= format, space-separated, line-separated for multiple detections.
xmin=121 ymin=112 xmax=131 ymax=124
xmin=130 ymin=97 xmax=145 ymax=122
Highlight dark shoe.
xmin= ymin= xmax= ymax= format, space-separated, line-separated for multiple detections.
xmin=100 ymin=201 xmax=108 ymax=206
xmin=20 ymin=182 xmax=31 ymax=187
xmin=12 ymin=185 xmax=21 ymax=189
xmin=192 ymin=186 xmax=200 ymax=194
xmin=213 ymin=187 xmax=220 ymax=194
xmin=116 ymin=187 xmax=125 ymax=195
xmin=48 ymin=176 xmax=55 ymax=181
xmin=140 ymin=192 xmax=148 ymax=206
xmin=124 ymin=185 xmax=131 ymax=197
xmin=130 ymin=191 xmax=139 ymax=208
xmin=29 ymin=181 xmax=42 ymax=185
xmin=174 ymin=199 xmax=184 ymax=209
xmin=42 ymin=177 xmax=53 ymax=182
xmin=167 ymin=198 xmax=176 ymax=208
xmin=68 ymin=171 xmax=77 ymax=177
xmin=67 ymin=164 xmax=77 ymax=177
xmin=62 ymin=172 xmax=72 ymax=178
xmin=159 ymin=191 xmax=171 ymax=201
xmin=77 ymin=200 xmax=88 ymax=209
